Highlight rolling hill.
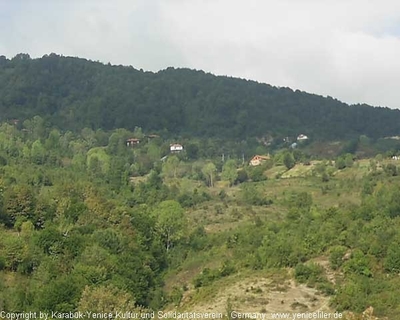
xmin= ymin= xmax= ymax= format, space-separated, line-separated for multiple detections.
xmin=1 ymin=53 xmax=400 ymax=140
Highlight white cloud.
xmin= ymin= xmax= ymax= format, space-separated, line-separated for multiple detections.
xmin=1 ymin=0 xmax=400 ymax=108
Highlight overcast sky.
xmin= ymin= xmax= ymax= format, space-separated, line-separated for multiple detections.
xmin=1 ymin=0 xmax=400 ymax=108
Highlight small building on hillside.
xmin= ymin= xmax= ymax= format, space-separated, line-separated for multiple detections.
xmin=297 ymin=134 xmax=309 ymax=141
xmin=146 ymin=134 xmax=160 ymax=143
xmin=249 ymin=155 xmax=270 ymax=166
xmin=170 ymin=143 xmax=183 ymax=153
xmin=147 ymin=134 xmax=160 ymax=139
xmin=126 ymin=138 xmax=140 ymax=147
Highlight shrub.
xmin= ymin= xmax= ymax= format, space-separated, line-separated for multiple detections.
xmin=329 ymin=246 xmax=348 ymax=270
xmin=294 ymin=263 xmax=324 ymax=284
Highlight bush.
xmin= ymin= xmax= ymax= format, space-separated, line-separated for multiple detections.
xmin=193 ymin=268 xmax=219 ymax=288
xmin=0 ymin=256 xmax=5 ymax=270
xmin=241 ymin=185 xmax=272 ymax=206
xmin=247 ymin=165 xmax=267 ymax=182
xmin=283 ymin=152 xmax=295 ymax=170
xmin=384 ymin=241 xmax=400 ymax=273
xmin=294 ymin=263 xmax=324 ymax=284
xmin=335 ymin=157 xmax=346 ymax=170
xmin=235 ymin=169 xmax=248 ymax=184
xmin=384 ymin=163 xmax=397 ymax=176
xmin=193 ymin=261 xmax=236 ymax=288
xmin=316 ymin=282 xmax=335 ymax=295
xmin=329 ymin=246 xmax=348 ymax=270
xmin=219 ymin=260 xmax=235 ymax=277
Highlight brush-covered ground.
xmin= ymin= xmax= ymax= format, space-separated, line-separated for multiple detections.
xmin=0 ymin=122 xmax=398 ymax=320
xmin=161 ymin=158 xmax=397 ymax=319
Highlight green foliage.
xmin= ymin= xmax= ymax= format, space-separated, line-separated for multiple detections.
xmin=235 ymin=169 xmax=248 ymax=184
xmin=294 ymin=263 xmax=324 ymax=284
xmin=35 ymin=227 xmax=64 ymax=255
xmin=185 ymin=143 xmax=199 ymax=160
xmin=2 ymin=54 xmax=400 ymax=140
xmin=202 ymin=162 xmax=217 ymax=187
xmin=169 ymin=286 xmax=183 ymax=306
xmin=3 ymin=185 xmax=35 ymax=226
xmin=329 ymin=245 xmax=348 ymax=270
xmin=154 ymin=200 xmax=186 ymax=251
xmin=162 ymin=155 xmax=181 ymax=179
xmin=78 ymin=284 xmax=138 ymax=313
xmin=193 ymin=268 xmax=219 ymax=288
xmin=283 ymin=151 xmax=295 ymax=170
xmin=247 ymin=165 xmax=267 ymax=182
xmin=384 ymin=163 xmax=398 ymax=176
xmin=3 ymin=105 xmax=400 ymax=317
xmin=221 ymin=160 xmax=238 ymax=186
xmin=341 ymin=139 xmax=359 ymax=155
xmin=240 ymin=184 xmax=272 ymax=206
xmin=31 ymin=140 xmax=46 ymax=164
xmin=0 ymin=121 xmax=175 ymax=311
xmin=177 ymin=189 xmax=210 ymax=208
xmin=193 ymin=261 xmax=236 ymax=288
xmin=93 ymin=229 xmax=123 ymax=254
xmin=342 ymin=249 xmax=373 ymax=277
xmin=287 ymin=192 xmax=313 ymax=219
xmin=384 ymin=239 xmax=400 ymax=273
xmin=34 ymin=275 xmax=83 ymax=312
xmin=335 ymin=153 xmax=354 ymax=170
xmin=87 ymin=147 xmax=110 ymax=176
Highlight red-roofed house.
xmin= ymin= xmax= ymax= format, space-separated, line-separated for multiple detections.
xmin=249 ymin=155 xmax=270 ymax=166
xmin=126 ymin=138 xmax=140 ymax=147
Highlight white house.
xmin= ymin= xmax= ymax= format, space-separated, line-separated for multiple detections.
xmin=297 ymin=134 xmax=309 ymax=141
xmin=170 ymin=143 xmax=183 ymax=153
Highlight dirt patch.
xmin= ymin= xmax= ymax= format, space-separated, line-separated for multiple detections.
xmin=176 ymin=272 xmax=333 ymax=317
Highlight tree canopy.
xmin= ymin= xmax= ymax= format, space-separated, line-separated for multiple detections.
xmin=1 ymin=53 xmax=400 ymax=141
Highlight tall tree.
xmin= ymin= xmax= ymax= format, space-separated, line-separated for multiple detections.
xmin=283 ymin=152 xmax=295 ymax=170
xmin=202 ymin=162 xmax=217 ymax=187
xmin=162 ymin=155 xmax=180 ymax=179
xmin=221 ymin=159 xmax=238 ymax=186
xmin=154 ymin=200 xmax=185 ymax=251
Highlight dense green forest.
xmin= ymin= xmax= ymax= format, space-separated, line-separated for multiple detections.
xmin=1 ymin=53 xmax=400 ymax=141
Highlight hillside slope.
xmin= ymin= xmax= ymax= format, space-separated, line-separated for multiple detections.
xmin=1 ymin=53 xmax=400 ymax=140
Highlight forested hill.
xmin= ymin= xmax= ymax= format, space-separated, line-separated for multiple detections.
xmin=1 ymin=53 xmax=400 ymax=140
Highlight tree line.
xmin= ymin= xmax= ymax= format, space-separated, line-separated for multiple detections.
xmin=1 ymin=53 xmax=400 ymax=141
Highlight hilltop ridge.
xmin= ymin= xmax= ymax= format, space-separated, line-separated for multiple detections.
xmin=1 ymin=53 xmax=400 ymax=140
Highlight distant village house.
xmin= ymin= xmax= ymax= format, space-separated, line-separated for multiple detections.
xmin=297 ymin=134 xmax=309 ymax=141
xmin=147 ymin=134 xmax=160 ymax=139
xmin=249 ymin=155 xmax=270 ymax=166
xmin=146 ymin=134 xmax=160 ymax=143
xmin=126 ymin=138 xmax=140 ymax=147
xmin=170 ymin=143 xmax=183 ymax=153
